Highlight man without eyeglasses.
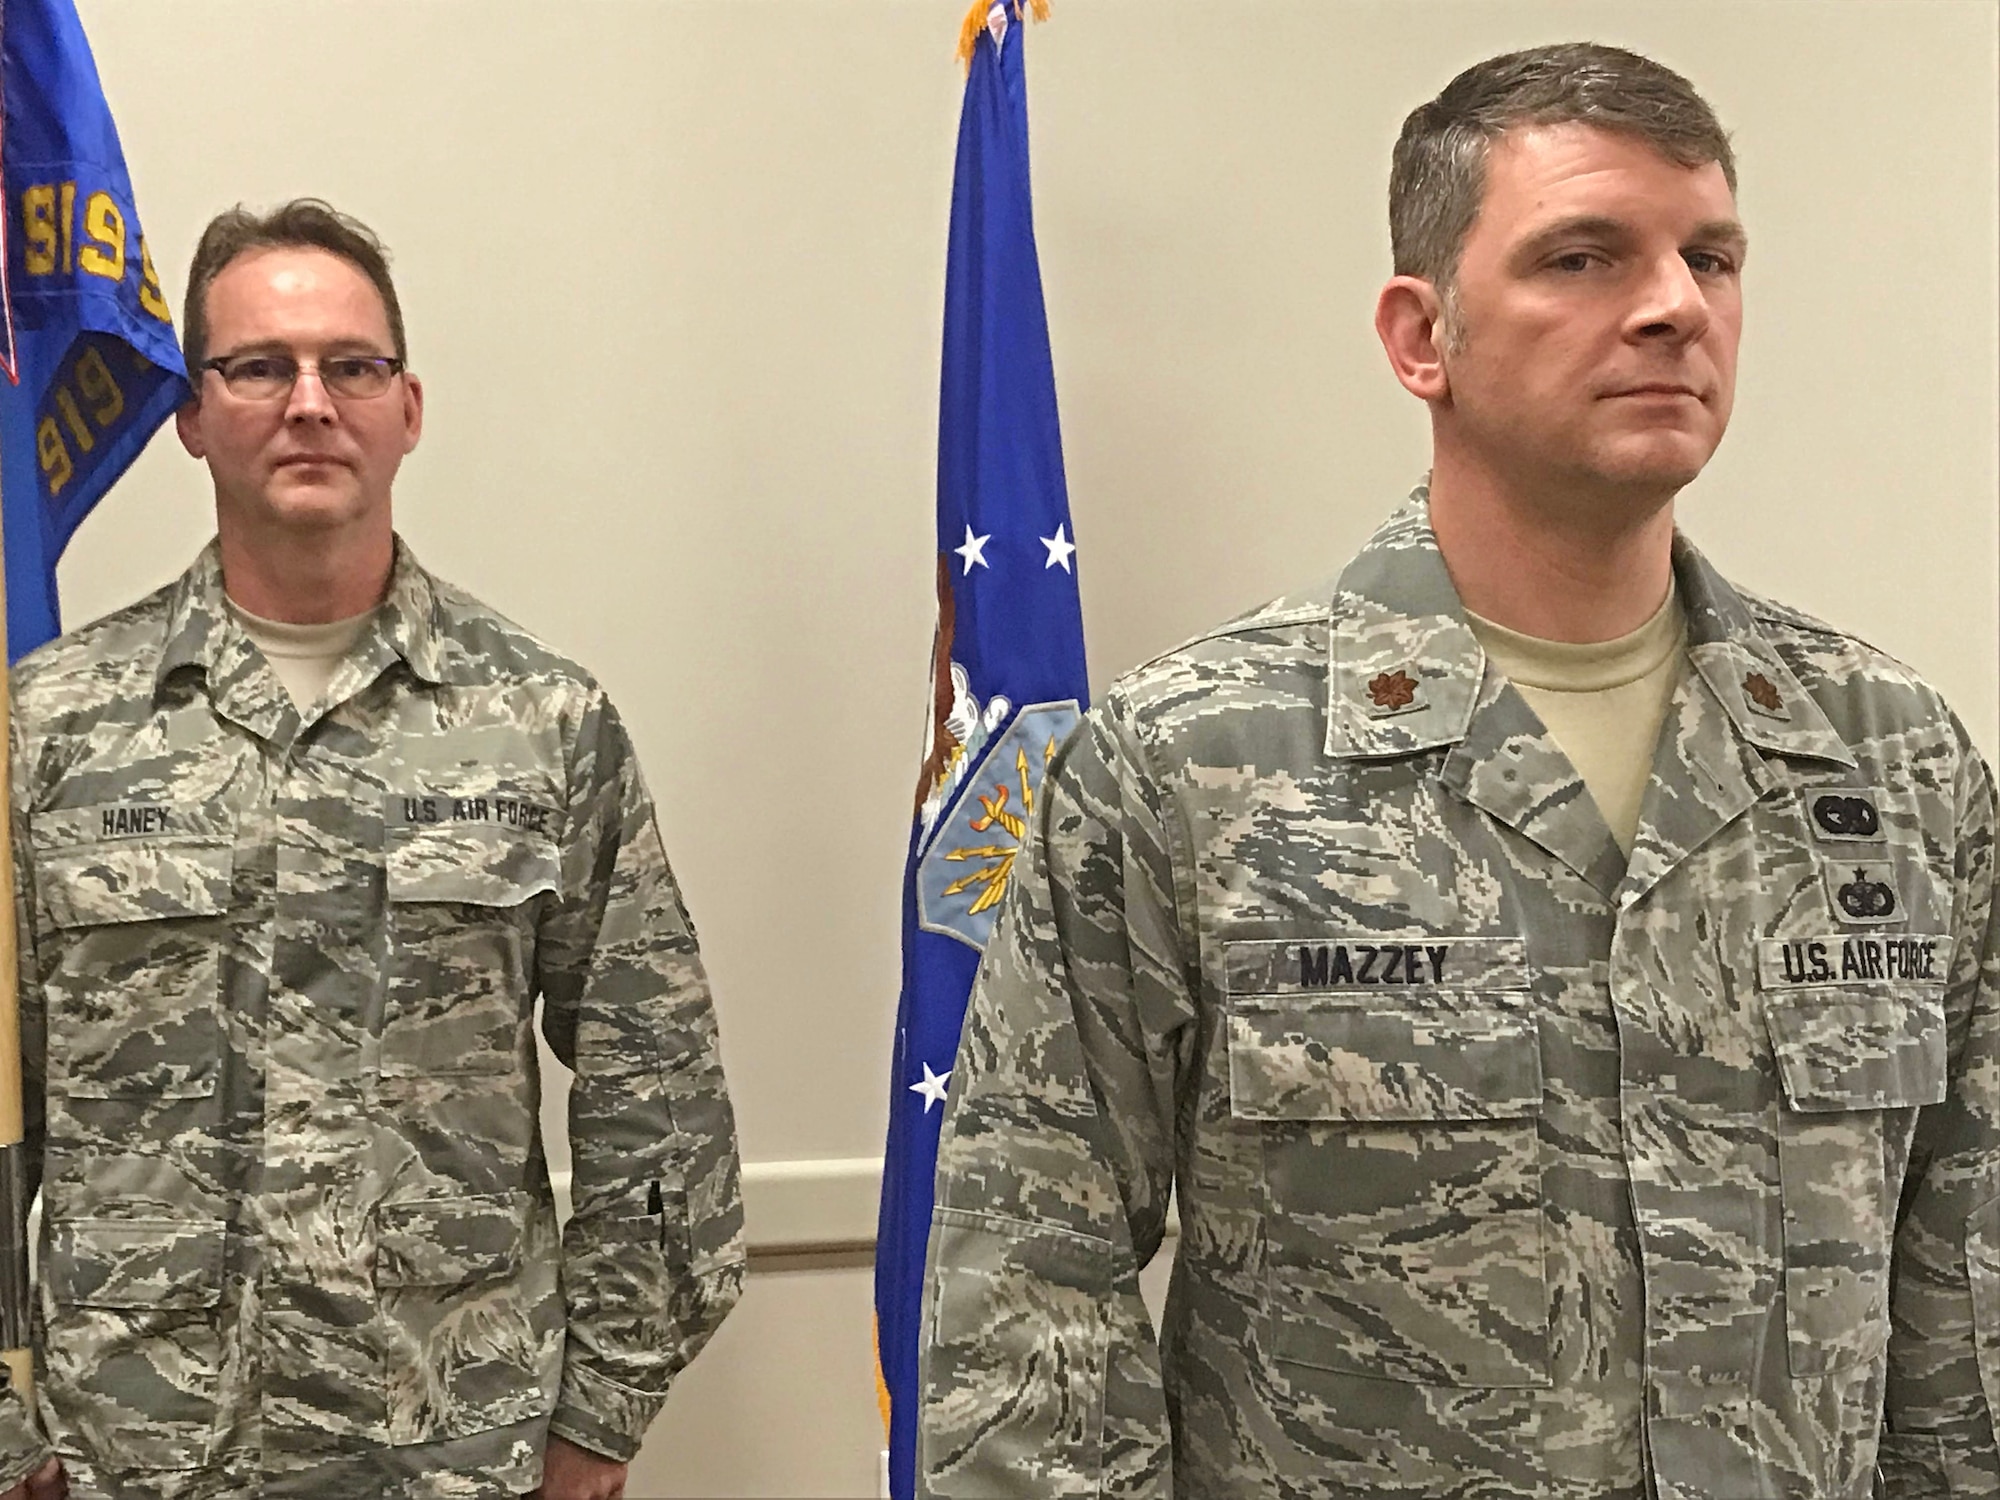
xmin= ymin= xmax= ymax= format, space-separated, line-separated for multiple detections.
xmin=0 ymin=200 xmax=744 ymax=1500
xmin=918 ymin=43 xmax=1999 ymax=1498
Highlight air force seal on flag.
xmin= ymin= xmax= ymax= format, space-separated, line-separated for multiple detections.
xmin=917 ymin=699 xmax=1080 ymax=950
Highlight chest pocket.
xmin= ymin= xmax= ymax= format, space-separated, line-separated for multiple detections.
xmin=381 ymin=817 xmax=561 ymax=1081
xmin=1226 ymin=937 xmax=1549 ymax=1389
xmin=34 ymin=820 xmax=234 ymax=1100
xmin=1763 ymin=975 xmax=1946 ymax=1377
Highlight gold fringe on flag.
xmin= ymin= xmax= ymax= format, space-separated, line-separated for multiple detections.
xmin=955 ymin=0 xmax=987 ymax=69
xmin=956 ymin=0 xmax=1052 ymax=71
xmin=873 ymin=1314 xmax=893 ymax=1438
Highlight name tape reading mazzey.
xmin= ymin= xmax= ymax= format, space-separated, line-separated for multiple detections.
xmin=1224 ymin=936 xmax=1532 ymax=995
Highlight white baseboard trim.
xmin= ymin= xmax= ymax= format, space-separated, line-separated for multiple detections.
xmin=550 ymin=1158 xmax=1180 ymax=1260
xmin=551 ymin=1156 xmax=885 ymax=1254
xmin=741 ymin=1156 xmax=885 ymax=1251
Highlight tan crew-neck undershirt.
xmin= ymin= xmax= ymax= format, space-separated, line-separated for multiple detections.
xmin=1466 ymin=586 xmax=1688 ymax=857
xmin=228 ymin=598 xmax=375 ymax=711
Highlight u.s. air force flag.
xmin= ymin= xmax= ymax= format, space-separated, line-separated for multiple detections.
xmin=873 ymin=3 xmax=1087 ymax=1494
xmin=0 ymin=0 xmax=187 ymax=662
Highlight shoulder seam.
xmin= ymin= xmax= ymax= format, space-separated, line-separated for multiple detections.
xmin=1746 ymin=599 xmax=1908 ymax=669
xmin=1128 ymin=601 xmax=1329 ymax=676
xmin=1745 ymin=601 xmax=1848 ymax=642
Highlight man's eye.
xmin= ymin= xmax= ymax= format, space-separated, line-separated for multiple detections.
xmin=232 ymin=356 xmax=291 ymax=380
xmin=1685 ymin=250 xmax=1735 ymax=275
xmin=1550 ymin=251 xmax=1596 ymax=273
xmin=323 ymin=358 xmax=373 ymax=379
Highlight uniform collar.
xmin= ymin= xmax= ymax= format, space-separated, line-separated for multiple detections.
xmin=1323 ymin=485 xmax=1856 ymax=771
xmin=1674 ymin=536 xmax=1856 ymax=768
xmin=373 ymin=538 xmax=450 ymax=687
xmin=1323 ymin=491 xmax=1484 ymax=760
xmin=155 ymin=536 xmax=451 ymax=735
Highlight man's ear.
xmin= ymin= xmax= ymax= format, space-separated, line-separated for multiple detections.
xmin=175 ymin=397 xmax=207 ymax=459
xmin=1374 ymin=276 xmax=1451 ymax=403
xmin=400 ymin=371 xmax=424 ymax=454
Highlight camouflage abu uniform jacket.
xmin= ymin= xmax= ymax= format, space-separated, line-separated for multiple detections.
xmin=918 ymin=493 xmax=2000 ymax=1500
xmin=0 ymin=540 xmax=745 ymax=1500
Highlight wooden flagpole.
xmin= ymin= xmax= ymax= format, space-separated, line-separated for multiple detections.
xmin=0 ymin=464 xmax=33 ymax=1396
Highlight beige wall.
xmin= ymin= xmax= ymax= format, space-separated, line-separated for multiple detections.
xmin=59 ymin=2 xmax=2000 ymax=1494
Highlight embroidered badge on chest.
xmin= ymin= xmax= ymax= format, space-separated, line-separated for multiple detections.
xmin=1805 ymin=787 xmax=1885 ymax=843
xmin=1824 ymin=860 xmax=1901 ymax=925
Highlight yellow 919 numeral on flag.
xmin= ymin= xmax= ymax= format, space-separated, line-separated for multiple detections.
xmin=19 ymin=181 xmax=173 ymax=320
xmin=37 ymin=345 xmax=130 ymax=498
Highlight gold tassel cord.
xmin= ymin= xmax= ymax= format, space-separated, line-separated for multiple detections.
xmin=956 ymin=0 xmax=1052 ymax=71
xmin=955 ymin=0 xmax=988 ymax=69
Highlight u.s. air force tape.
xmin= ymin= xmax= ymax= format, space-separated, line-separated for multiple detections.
xmin=389 ymin=793 xmax=555 ymax=834
xmin=1757 ymin=934 xmax=1953 ymax=988
xmin=1223 ymin=936 xmax=1531 ymax=994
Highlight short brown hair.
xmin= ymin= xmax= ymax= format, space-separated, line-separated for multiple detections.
xmin=182 ymin=198 xmax=407 ymax=374
xmin=1390 ymin=44 xmax=1735 ymax=295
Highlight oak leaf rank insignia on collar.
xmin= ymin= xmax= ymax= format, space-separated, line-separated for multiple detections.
xmin=1366 ymin=669 xmax=1420 ymax=713
xmin=1743 ymin=672 xmax=1785 ymax=715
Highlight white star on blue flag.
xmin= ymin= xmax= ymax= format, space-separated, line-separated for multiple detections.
xmin=909 ymin=1062 xmax=952 ymax=1112
xmin=954 ymin=525 xmax=991 ymax=574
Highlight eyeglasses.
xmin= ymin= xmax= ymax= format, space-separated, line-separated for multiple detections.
xmin=201 ymin=352 xmax=405 ymax=400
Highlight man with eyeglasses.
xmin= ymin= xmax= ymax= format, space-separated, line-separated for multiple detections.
xmin=0 ymin=200 xmax=743 ymax=1500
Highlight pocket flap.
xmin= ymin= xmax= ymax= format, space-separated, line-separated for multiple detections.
xmin=385 ymin=821 xmax=561 ymax=908
xmin=39 ymin=839 xmax=234 ymax=929
xmin=376 ymin=1194 xmax=524 ymax=1287
xmin=1965 ymin=1195 xmax=2000 ymax=1435
xmin=1766 ymin=989 xmax=1946 ymax=1111
xmin=46 ymin=1218 xmax=226 ymax=1309
xmin=1228 ymin=999 xmax=1541 ymax=1121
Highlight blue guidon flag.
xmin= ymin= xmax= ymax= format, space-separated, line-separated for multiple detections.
xmin=873 ymin=2 xmax=1087 ymax=1494
xmin=0 ymin=0 xmax=187 ymax=662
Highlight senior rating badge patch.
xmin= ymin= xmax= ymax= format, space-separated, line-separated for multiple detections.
xmin=917 ymin=699 xmax=1081 ymax=951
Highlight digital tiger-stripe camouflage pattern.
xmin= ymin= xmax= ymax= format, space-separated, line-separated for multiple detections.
xmin=919 ymin=490 xmax=2000 ymax=1499
xmin=0 ymin=539 xmax=744 ymax=1499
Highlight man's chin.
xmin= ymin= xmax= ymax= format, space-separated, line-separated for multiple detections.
xmin=1589 ymin=434 xmax=1718 ymax=495
xmin=256 ymin=480 xmax=371 ymax=531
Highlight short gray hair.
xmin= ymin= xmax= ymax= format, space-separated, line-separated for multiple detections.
xmin=1390 ymin=43 xmax=1735 ymax=301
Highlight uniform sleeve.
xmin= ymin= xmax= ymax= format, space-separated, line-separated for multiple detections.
xmin=1882 ymin=735 xmax=2000 ymax=1495
xmin=918 ymin=693 xmax=1196 ymax=1498
xmin=535 ymin=691 xmax=745 ymax=1462
xmin=0 ymin=706 xmax=53 ymax=1484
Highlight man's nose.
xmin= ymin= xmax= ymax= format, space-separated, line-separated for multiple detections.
xmin=283 ymin=364 xmax=337 ymax=424
xmin=1630 ymin=255 xmax=1711 ymax=345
